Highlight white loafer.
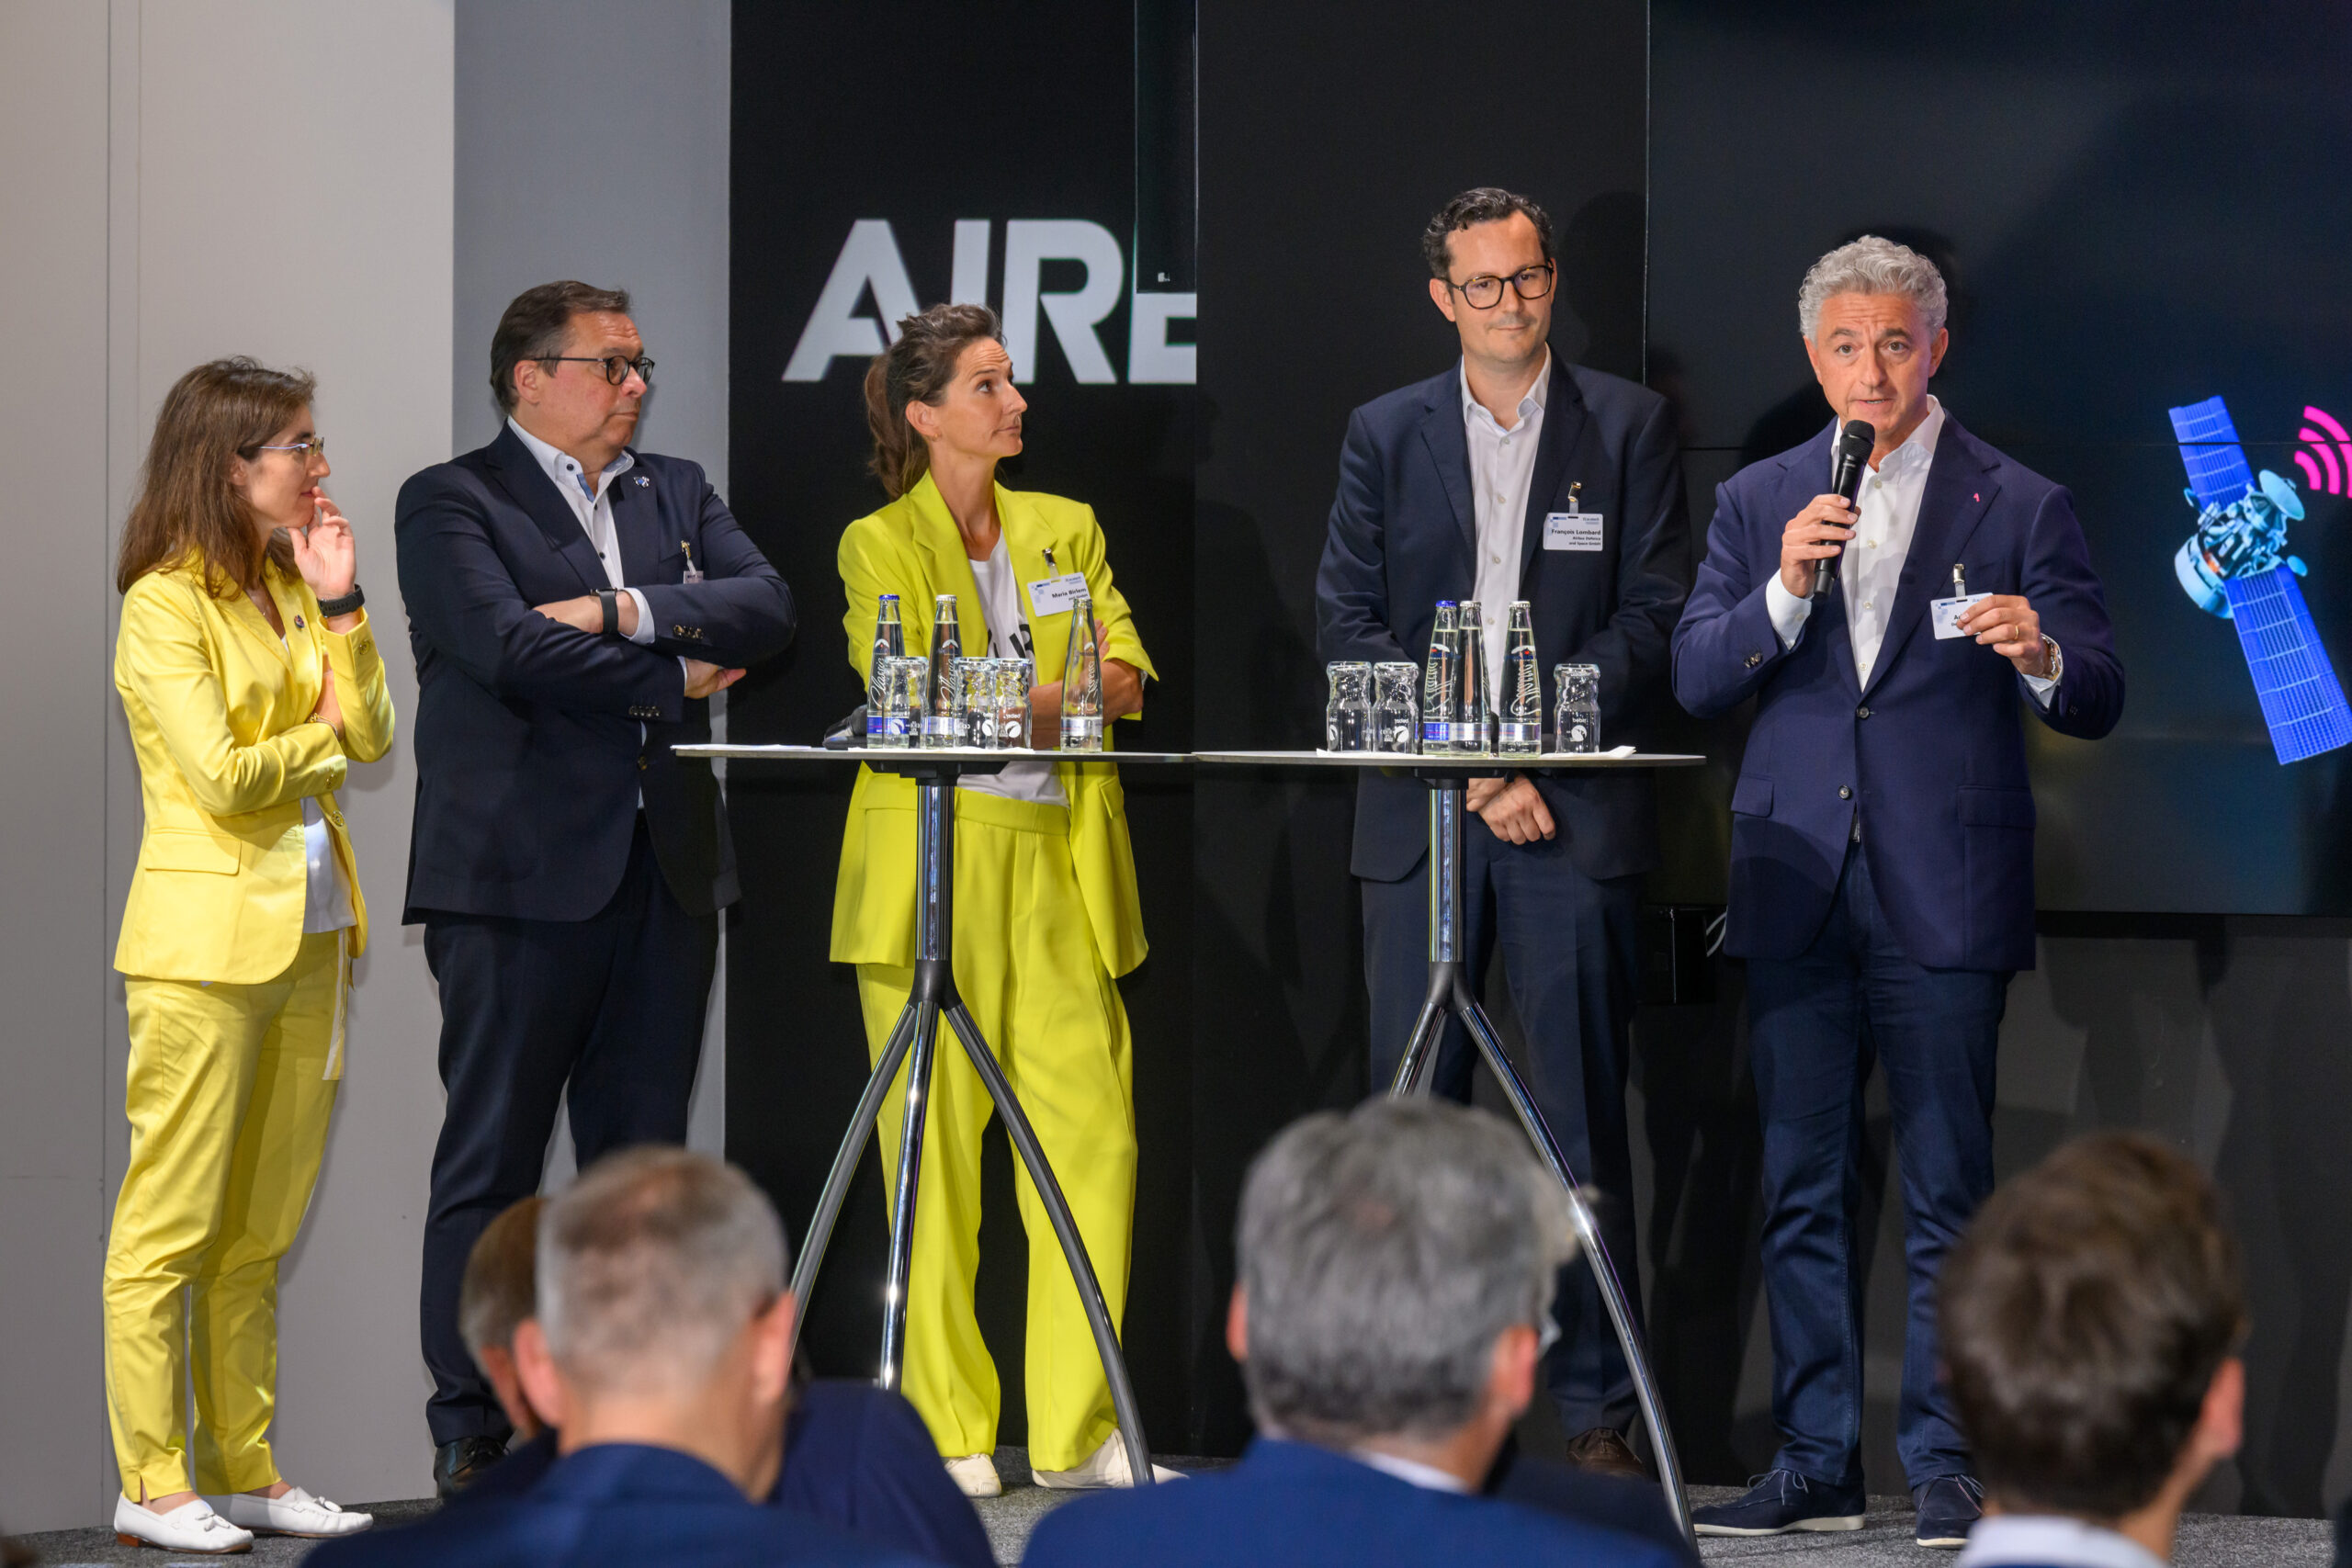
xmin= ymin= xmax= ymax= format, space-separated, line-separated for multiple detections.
xmin=944 ymin=1453 xmax=1002 ymax=1498
xmin=113 ymin=1494 xmax=254 ymax=1554
xmin=1033 ymin=1437 xmax=1185 ymax=1490
xmin=220 ymin=1486 xmax=374 ymax=1538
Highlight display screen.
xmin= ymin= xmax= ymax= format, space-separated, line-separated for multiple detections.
xmin=1649 ymin=0 xmax=2352 ymax=913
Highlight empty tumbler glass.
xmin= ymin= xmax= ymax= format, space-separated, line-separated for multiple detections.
xmin=1324 ymin=661 xmax=1374 ymax=752
xmin=1554 ymin=662 xmax=1601 ymax=753
xmin=994 ymin=660 xmax=1033 ymax=749
xmin=1373 ymin=661 xmax=1419 ymax=753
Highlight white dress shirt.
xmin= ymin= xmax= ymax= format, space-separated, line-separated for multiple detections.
xmin=1350 ymin=1450 xmax=1468 ymax=1494
xmin=299 ymin=796 xmax=356 ymax=933
xmin=506 ymin=417 xmax=660 ymax=643
xmin=1957 ymin=1515 xmax=2167 ymax=1568
xmin=1464 ymin=350 xmax=1550 ymax=696
xmin=1764 ymin=398 xmax=2053 ymax=703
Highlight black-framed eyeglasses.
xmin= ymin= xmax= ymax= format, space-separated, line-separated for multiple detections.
xmin=1445 ymin=262 xmax=1555 ymax=310
xmin=539 ymin=355 xmax=656 ymax=387
xmin=254 ymin=436 xmax=327 ymax=461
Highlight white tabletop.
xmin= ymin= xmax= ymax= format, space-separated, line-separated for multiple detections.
xmin=1189 ymin=750 xmax=1706 ymax=769
xmin=675 ymin=743 xmax=1194 ymax=764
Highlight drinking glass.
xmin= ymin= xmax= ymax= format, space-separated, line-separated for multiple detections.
xmin=1554 ymin=662 xmax=1601 ymax=753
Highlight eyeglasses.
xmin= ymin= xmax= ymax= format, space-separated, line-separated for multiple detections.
xmin=254 ymin=436 xmax=327 ymax=461
xmin=1445 ymin=262 xmax=1555 ymax=311
xmin=539 ymin=355 xmax=656 ymax=388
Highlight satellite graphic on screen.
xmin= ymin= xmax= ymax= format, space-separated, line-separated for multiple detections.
xmin=2168 ymin=395 xmax=2352 ymax=764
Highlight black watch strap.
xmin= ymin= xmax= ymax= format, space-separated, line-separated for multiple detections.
xmin=598 ymin=588 xmax=619 ymax=637
xmin=316 ymin=584 xmax=365 ymax=617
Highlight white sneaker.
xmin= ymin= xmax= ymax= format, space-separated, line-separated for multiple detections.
xmin=113 ymin=1494 xmax=254 ymax=1554
xmin=1033 ymin=1437 xmax=1186 ymax=1490
xmin=944 ymin=1453 xmax=1002 ymax=1498
xmin=220 ymin=1486 xmax=374 ymax=1538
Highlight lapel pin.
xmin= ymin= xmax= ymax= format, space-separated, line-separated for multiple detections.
xmin=634 ymin=474 xmax=650 ymax=488
xmin=294 ymin=615 xmax=305 ymax=629
xmin=1973 ymin=491 xmax=1981 ymax=502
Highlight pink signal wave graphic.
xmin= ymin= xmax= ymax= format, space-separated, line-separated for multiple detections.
xmin=2296 ymin=404 xmax=2352 ymax=495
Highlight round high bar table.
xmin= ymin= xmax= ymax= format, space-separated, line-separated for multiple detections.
xmin=678 ymin=741 xmax=1192 ymax=1487
xmin=1192 ymin=748 xmax=1705 ymax=1540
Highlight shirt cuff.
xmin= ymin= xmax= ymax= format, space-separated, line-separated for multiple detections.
xmin=678 ymin=656 xmax=691 ymax=693
xmin=1764 ymin=573 xmax=1814 ymax=650
xmin=2023 ymin=670 xmax=2058 ymax=706
xmin=623 ymin=587 xmax=655 ymax=645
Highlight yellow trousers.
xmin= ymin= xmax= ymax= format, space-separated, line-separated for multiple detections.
xmin=857 ymin=791 xmax=1136 ymax=1471
xmin=105 ymin=930 xmax=345 ymax=1499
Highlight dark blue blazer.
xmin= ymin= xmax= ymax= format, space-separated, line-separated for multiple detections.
xmin=1316 ymin=356 xmax=1690 ymax=883
xmin=1671 ymin=415 xmax=2122 ymax=970
xmin=1021 ymin=1437 xmax=1687 ymax=1568
xmin=307 ymin=1443 xmax=933 ymax=1568
xmin=453 ymin=1383 xmax=989 ymax=1568
xmin=394 ymin=424 xmax=795 ymax=922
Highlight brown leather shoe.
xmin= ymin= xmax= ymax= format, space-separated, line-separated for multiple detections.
xmin=1563 ymin=1426 xmax=1648 ymax=1480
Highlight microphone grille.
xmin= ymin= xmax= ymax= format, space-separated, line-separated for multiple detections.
xmin=1840 ymin=419 xmax=1878 ymax=449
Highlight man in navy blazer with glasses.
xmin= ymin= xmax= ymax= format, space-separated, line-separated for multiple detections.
xmin=1315 ymin=187 xmax=1690 ymax=1472
xmin=1673 ymin=237 xmax=2121 ymax=1548
xmin=397 ymin=279 xmax=795 ymax=1494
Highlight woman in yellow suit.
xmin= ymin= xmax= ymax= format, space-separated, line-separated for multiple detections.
xmin=835 ymin=304 xmax=1170 ymax=1499
xmin=106 ymin=359 xmax=393 ymax=1552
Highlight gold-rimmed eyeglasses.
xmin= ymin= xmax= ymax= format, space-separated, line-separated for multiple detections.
xmin=1444 ymin=262 xmax=1555 ymax=310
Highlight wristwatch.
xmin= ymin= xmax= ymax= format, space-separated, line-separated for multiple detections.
xmin=597 ymin=588 xmax=620 ymax=637
xmin=316 ymin=584 xmax=365 ymax=617
xmin=2039 ymin=634 xmax=2063 ymax=683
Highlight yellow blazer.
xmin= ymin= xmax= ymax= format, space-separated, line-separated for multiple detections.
xmin=114 ymin=559 xmax=396 ymax=984
xmin=831 ymin=474 xmax=1158 ymax=976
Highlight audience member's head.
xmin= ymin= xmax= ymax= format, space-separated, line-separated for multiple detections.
xmin=460 ymin=1195 xmax=548 ymax=1441
xmin=1940 ymin=1132 xmax=2245 ymax=1558
xmin=512 ymin=1148 xmax=796 ymax=1500
xmin=1228 ymin=1100 xmax=1574 ymax=1486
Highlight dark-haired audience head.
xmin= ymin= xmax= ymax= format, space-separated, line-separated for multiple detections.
xmin=512 ymin=1148 xmax=796 ymax=1500
xmin=1422 ymin=187 xmax=1555 ymax=379
xmin=1228 ymin=1100 xmax=1574 ymax=1486
xmin=459 ymin=1194 xmax=548 ymax=1441
xmin=491 ymin=279 xmax=647 ymax=473
xmin=1940 ymin=1132 xmax=2245 ymax=1551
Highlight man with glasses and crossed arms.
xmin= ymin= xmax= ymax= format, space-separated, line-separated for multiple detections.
xmin=396 ymin=280 xmax=796 ymax=1495
xmin=1316 ymin=189 xmax=1691 ymax=1474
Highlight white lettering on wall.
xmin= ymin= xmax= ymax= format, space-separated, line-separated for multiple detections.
xmin=782 ymin=220 xmax=1195 ymax=385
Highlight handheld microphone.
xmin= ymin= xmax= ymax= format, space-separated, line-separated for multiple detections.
xmin=1815 ymin=419 xmax=1878 ymax=598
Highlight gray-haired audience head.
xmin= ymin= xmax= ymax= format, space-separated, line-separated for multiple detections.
xmin=1237 ymin=1100 xmax=1575 ymax=1446
xmin=1799 ymin=235 xmax=1949 ymax=341
xmin=536 ymin=1146 xmax=789 ymax=1396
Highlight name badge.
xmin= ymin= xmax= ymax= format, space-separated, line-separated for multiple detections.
xmin=1931 ymin=592 xmax=1993 ymax=639
xmin=1544 ymin=511 xmax=1604 ymax=551
xmin=1027 ymin=571 xmax=1091 ymax=618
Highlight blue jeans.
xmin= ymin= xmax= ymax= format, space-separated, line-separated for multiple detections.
xmin=1746 ymin=844 xmax=2007 ymax=1490
xmin=1362 ymin=816 xmax=1643 ymax=1434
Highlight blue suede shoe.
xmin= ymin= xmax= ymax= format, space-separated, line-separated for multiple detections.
xmin=1691 ymin=1469 xmax=1867 ymax=1537
xmin=1913 ymin=1474 xmax=1984 ymax=1549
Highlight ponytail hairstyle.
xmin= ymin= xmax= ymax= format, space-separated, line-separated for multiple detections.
xmin=862 ymin=303 xmax=1005 ymax=499
xmin=117 ymin=357 xmax=314 ymax=596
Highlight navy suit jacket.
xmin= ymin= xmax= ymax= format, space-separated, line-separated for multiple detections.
xmin=308 ymin=1443 xmax=933 ymax=1568
xmin=451 ymin=1382 xmax=989 ymax=1568
xmin=395 ymin=424 xmax=795 ymax=922
xmin=1671 ymin=414 xmax=2122 ymax=970
xmin=1316 ymin=355 xmax=1690 ymax=883
xmin=1021 ymin=1437 xmax=1686 ymax=1568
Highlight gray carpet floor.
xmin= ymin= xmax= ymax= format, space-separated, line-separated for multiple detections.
xmin=13 ymin=1469 xmax=2334 ymax=1566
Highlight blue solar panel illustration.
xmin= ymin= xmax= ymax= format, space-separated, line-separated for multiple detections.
xmin=2220 ymin=566 xmax=2352 ymax=763
xmin=2170 ymin=396 xmax=2256 ymax=511
xmin=2169 ymin=395 xmax=2352 ymax=765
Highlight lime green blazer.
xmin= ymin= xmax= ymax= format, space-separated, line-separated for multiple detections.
xmin=830 ymin=473 xmax=1158 ymax=976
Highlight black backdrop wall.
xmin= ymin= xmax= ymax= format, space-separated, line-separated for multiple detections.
xmin=725 ymin=0 xmax=2352 ymax=1510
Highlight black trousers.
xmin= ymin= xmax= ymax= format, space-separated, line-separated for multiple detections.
xmin=418 ymin=817 xmax=718 ymax=1445
xmin=1362 ymin=816 xmax=1644 ymax=1435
